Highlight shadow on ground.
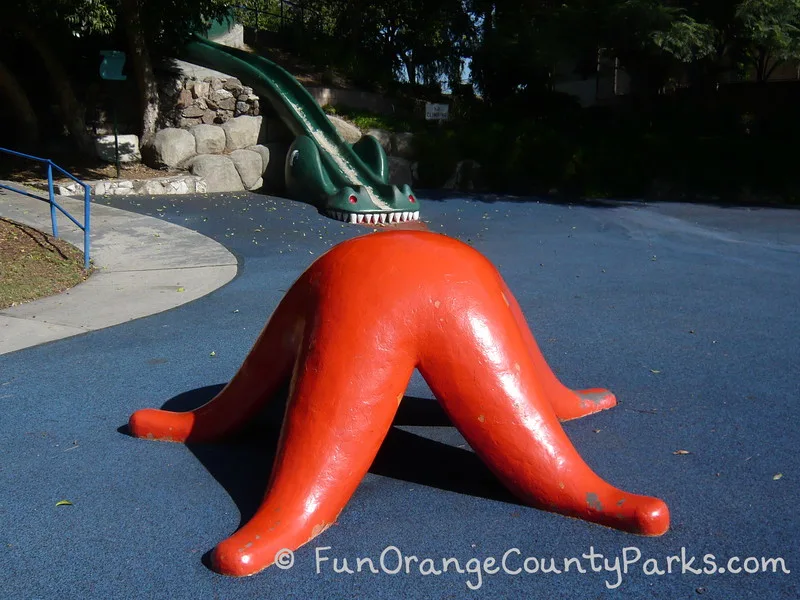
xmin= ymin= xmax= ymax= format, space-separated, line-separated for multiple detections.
xmin=119 ymin=384 xmax=518 ymax=535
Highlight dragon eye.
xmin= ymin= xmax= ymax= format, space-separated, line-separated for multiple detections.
xmin=408 ymin=195 xmax=416 ymax=203
xmin=348 ymin=195 xmax=358 ymax=204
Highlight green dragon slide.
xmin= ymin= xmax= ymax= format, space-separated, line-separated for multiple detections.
xmin=182 ymin=36 xmax=420 ymax=224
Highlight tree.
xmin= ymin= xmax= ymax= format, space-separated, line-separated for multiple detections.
xmin=469 ymin=1 xmax=569 ymax=105
xmin=7 ymin=0 xmax=234 ymax=154
xmin=0 ymin=57 xmax=39 ymax=149
xmin=119 ymin=0 xmax=234 ymax=152
xmin=734 ymin=0 xmax=800 ymax=81
xmin=6 ymin=0 xmax=116 ymax=152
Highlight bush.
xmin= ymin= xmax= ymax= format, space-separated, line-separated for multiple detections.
xmin=321 ymin=105 xmax=418 ymax=133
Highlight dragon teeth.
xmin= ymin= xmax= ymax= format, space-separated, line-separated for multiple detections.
xmin=327 ymin=210 xmax=419 ymax=224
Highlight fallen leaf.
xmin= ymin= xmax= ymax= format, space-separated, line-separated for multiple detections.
xmin=593 ymin=429 xmax=602 ymax=433
xmin=176 ymin=287 xmax=185 ymax=293
xmin=773 ymin=473 xmax=783 ymax=480
xmin=55 ymin=500 xmax=73 ymax=507
xmin=209 ymin=351 xmax=216 ymax=357
xmin=650 ymin=369 xmax=661 ymax=374
xmin=673 ymin=450 xmax=691 ymax=455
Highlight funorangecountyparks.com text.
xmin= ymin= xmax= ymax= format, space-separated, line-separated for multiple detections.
xmin=276 ymin=545 xmax=794 ymax=591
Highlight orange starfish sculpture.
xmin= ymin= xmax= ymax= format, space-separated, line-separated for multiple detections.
xmin=129 ymin=230 xmax=669 ymax=577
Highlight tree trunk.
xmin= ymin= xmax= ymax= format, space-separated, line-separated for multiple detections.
xmin=120 ymin=0 xmax=160 ymax=155
xmin=765 ymin=54 xmax=782 ymax=81
xmin=403 ymin=56 xmax=418 ymax=85
xmin=0 ymin=57 xmax=39 ymax=149
xmin=15 ymin=22 xmax=91 ymax=153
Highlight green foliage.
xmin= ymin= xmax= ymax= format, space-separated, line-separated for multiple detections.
xmin=651 ymin=13 xmax=718 ymax=62
xmin=61 ymin=0 xmax=118 ymax=36
xmin=321 ymin=105 xmax=417 ymax=133
xmin=734 ymin=0 xmax=800 ymax=79
xmin=10 ymin=0 xmax=235 ymax=51
xmin=242 ymin=0 xmax=474 ymax=91
xmin=138 ymin=0 xmax=235 ymax=52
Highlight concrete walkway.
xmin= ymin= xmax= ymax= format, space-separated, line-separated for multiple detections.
xmin=0 ymin=184 xmax=238 ymax=354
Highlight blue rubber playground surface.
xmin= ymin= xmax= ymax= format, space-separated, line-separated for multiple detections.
xmin=2 ymin=192 xmax=798 ymax=599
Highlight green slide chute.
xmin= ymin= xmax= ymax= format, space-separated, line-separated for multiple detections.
xmin=182 ymin=36 xmax=420 ymax=224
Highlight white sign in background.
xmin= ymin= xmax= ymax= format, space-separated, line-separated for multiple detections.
xmin=425 ymin=103 xmax=450 ymax=121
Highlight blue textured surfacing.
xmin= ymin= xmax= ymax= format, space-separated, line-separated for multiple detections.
xmin=1 ymin=192 xmax=798 ymax=600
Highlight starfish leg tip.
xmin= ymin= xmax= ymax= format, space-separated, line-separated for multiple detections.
xmin=211 ymin=541 xmax=269 ymax=577
xmin=635 ymin=497 xmax=670 ymax=536
xmin=128 ymin=408 xmax=192 ymax=442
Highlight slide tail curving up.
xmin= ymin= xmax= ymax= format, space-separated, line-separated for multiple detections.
xmin=181 ymin=35 xmax=420 ymax=224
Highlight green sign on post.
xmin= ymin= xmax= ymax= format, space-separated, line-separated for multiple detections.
xmin=99 ymin=51 xmax=127 ymax=178
xmin=100 ymin=51 xmax=127 ymax=81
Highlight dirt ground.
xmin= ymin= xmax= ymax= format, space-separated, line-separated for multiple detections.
xmin=0 ymin=217 xmax=92 ymax=309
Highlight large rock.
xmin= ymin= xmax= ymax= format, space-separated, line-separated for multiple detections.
xmin=177 ymin=88 xmax=193 ymax=108
xmin=229 ymin=149 xmax=263 ymax=189
xmin=366 ymin=129 xmax=392 ymax=154
xmin=328 ymin=115 xmax=361 ymax=144
xmin=191 ymin=124 xmax=226 ymax=154
xmin=246 ymin=145 xmax=270 ymax=174
xmin=182 ymin=106 xmax=205 ymax=118
xmin=189 ymin=154 xmax=244 ymax=192
xmin=221 ymin=115 xmax=262 ymax=150
xmin=392 ymin=132 xmax=415 ymax=159
xmin=209 ymin=88 xmax=236 ymax=111
xmin=95 ymin=134 xmax=141 ymax=164
xmin=192 ymin=80 xmax=210 ymax=99
xmin=179 ymin=117 xmax=202 ymax=129
xmin=140 ymin=179 xmax=167 ymax=195
xmin=153 ymin=128 xmax=196 ymax=168
xmin=223 ymin=77 xmax=244 ymax=95
xmin=388 ymin=157 xmax=413 ymax=187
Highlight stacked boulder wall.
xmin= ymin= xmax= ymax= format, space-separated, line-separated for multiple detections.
xmin=221 ymin=115 xmax=262 ymax=151
xmin=153 ymin=128 xmax=196 ymax=168
xmin=189 ymin=154 xmax=245 ymax=192
xmin=230 ymin=149 xmax=264 ymax=190
xmin=191 ymin=124 xmax=226 ymax=154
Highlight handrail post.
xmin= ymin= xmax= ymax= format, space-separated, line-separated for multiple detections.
xmin=83 ymin=184 xmax=91 ymax=270
xmin=1 ymin=147 xmax=91 ymax=271
xmin=47 ymin=161 xmax=58 ymax=238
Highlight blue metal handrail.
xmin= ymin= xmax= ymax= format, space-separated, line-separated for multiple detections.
xmin=0 ymin=147 xmax=91 ymax=270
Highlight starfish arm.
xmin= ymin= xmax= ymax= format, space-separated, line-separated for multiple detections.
xmin=212 ymin=293 xmax=418 ymax=576
xmin=415 ymin=255 xmax=668 ymax=537
xmin=500 ymin=280 xmax=618 ymax=421
xmin=128 ymin=287 xmax=306 ymax=443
